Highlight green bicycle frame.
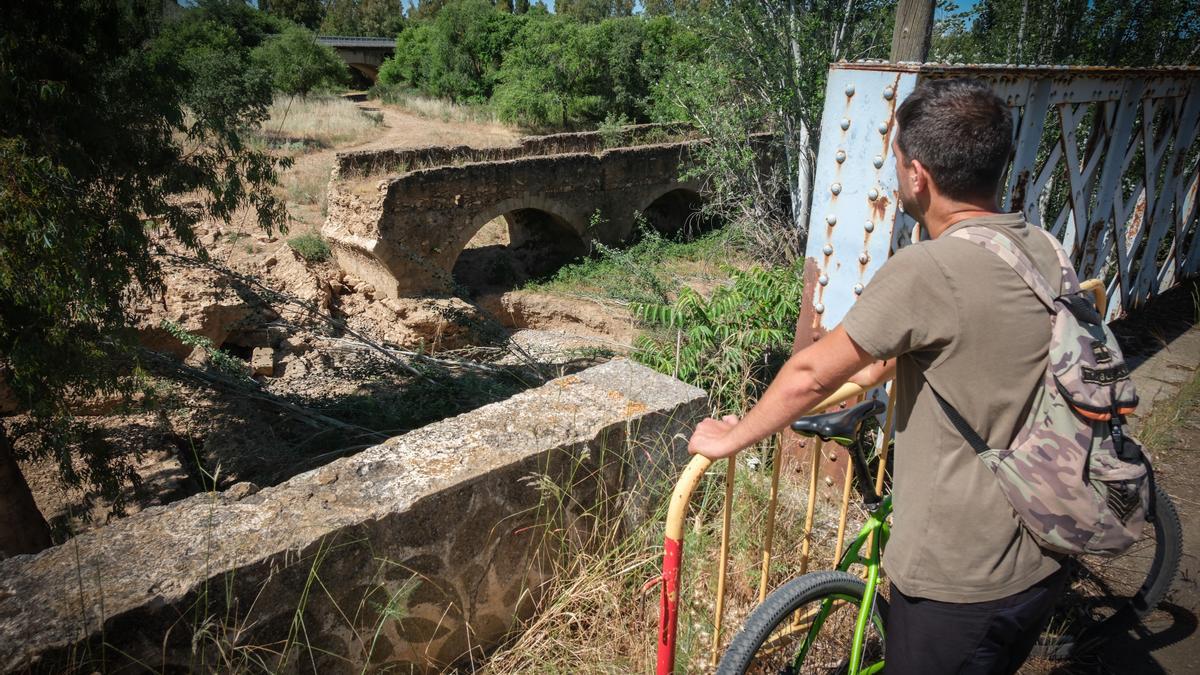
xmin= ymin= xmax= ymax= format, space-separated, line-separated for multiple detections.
xmin=792 ymin=495 xmax=892 ymax=675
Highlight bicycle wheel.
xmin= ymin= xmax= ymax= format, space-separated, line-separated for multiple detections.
xmin=1035 ymin=482 xmax=1183 ymax=659
xmin=717 ymin=571 xmax=887 ymax=675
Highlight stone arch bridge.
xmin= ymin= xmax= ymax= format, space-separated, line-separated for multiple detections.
xmin=322 ymin=126 xmax=708 ymax=298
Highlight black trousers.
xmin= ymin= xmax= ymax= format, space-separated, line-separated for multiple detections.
xmin=885 ymin=567 xmax=1068 ymax=675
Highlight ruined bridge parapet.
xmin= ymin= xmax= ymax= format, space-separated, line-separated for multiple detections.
xmin=322 ymin=125 xmax=705 ymax=298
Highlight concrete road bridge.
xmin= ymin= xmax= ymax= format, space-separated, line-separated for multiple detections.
xmin=316 ymin=35 xmax=394 ymax=82
xmin=322 ymin=125 xmax=709 ymax=298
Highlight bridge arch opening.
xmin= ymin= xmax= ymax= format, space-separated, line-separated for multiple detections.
xmin=638 ymin=188 xmax=711 ymax=238
xmin=453 ymin=208 xmax=587 ymax=297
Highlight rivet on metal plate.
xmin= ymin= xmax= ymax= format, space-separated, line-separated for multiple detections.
xmin=831 ymin=183 xmax=842 ymax=195
xmin=840 ymin=118 xmax=851 ymax=131
xmin=878 ymin=122 xmax=889 ymax=135
xmin=814 ymin=303 xmax=825 ymax=314
xmin=822 ymin=244 xmax=834 ymax=255
xmin=864 ymin=221 xmax=875 ymax=233
xmin=859 ymin=253 xmax=870 ymax=264
xmin=867 ymin=188 xmax=879 ymax=201
xmin=835 ymin=150 xmax=847 ymax=163
xmin=853 ymin=283 xmax=864 ymax=295
xmin=818 ymin=274 xmax=829 ymax=286
xmin=826 ymin=214 xmax=837 ymax=225
xmin=883 ymin=86 xmax=894 ymax=100
xmin=873 ymin=156 xmax=884 ymax=169
xmin=845 ymin=85 xmax=855 ymax=97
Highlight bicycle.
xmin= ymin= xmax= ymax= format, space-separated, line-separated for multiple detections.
xmin=716 ymin=398 xmax=1183 ymax=675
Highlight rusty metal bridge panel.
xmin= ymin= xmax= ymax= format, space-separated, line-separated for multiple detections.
xmin=798 ymin=63 xmax=1200 ymax=345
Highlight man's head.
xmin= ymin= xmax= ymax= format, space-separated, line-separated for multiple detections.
xmin=892 ymin=78 xmax=1012 ymax=224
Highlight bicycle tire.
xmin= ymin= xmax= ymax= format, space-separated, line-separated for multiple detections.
xmin=1034 ymin=482 xmax=1183 ymax=659
xmin=717 ymin=571 xmax=888 ymax=675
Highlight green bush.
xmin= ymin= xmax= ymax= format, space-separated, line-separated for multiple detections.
xmin=251 ymin=25 xmax=348 ymax=99
xmin=375 ymin=6 xmax=703 ymax=129
xmin=632 ymin=263 xmax=802 ymax=414
xmin=288 ymin=232 xmax=332 ymax=262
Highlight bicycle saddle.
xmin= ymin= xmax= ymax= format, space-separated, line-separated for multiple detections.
xmin=791 ymin=399 xmax=885 ymax=441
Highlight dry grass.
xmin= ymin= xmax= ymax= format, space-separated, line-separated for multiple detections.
xmin=257 ymin=95 xmax=382 ymax=151
xmin=375 ymin=86 xmax=500 ymax=126
xmin=482 ymin=443 xmax=852 ymax=674
xmin=280 ymin=157 xmax=333 ymax=211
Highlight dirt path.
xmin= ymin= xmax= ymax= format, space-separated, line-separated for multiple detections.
xmin=284 ymin=99 xmax=520 ymax=231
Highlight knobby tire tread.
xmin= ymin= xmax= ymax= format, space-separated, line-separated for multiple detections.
xmin=716 ymin=570 xmax=887 ymax=675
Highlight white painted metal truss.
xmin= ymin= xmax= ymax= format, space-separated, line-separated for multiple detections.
xmin=801 ymin=62 xmax=1200 ymax=329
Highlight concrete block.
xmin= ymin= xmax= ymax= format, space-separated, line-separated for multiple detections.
xmin=0 ymin=360 xmax=705 ymax=673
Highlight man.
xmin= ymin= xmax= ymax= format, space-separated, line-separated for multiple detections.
xmin=688 ymin=78 xmax=1067 ymax=673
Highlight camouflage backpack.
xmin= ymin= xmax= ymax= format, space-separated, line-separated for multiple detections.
xmin=928 ymin=225 xmax=1153 ymax=556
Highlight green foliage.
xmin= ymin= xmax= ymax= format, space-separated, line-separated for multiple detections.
xmin=0 ymin=0 xmax=286 ymax=509
xmin=529 ymin=224 xmax=728 ymax=305
xmin=264 ymin=0 xmax=325 ymax=29
xmin=556 ymin=0 xmax=635 ymax=22
xmin=492 ymin=14 xmax=701 ymax=128
xmin=319 ymin=0 xmax=406 ymax=37
xmin=647 ymin=1 xmax=891 ymax=262
xmin=159 ymin=321 xmax=250 ymax=380
xmin=933 ymin=0 xmax=1199 ymax=66
xmin=287 ymin=232 xmax=333 ymax=262
xmin=426 ymin=0 xmax=525 ymax=102
xmin=252 ymin=25 xmax=349 ymax=98
xmin=632 ymin=263 xmax=802 ymax=414
xmin=377 ymin=5 xmax=703 ymax=129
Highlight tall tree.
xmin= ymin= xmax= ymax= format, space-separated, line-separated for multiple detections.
xmin=652 ymin=0 xmax=891 ymax=259
xmin=264 ymin=0 xmax=325 ymax=29
xmin=932 ymin=0 xmax=1198 ymax=66
xmin=0 ymin=0 xmax=286 ymax=556
xmin=360 ymin=0 xmax=407 ymax=36
xmin=252 ymin=25 xmax=349 ymax=98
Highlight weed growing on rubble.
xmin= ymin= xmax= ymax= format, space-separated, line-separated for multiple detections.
xmin=160 ymin=320 xmax=250 ymax=380
xmin=525 ymin=224 xmax=733 ymax=305
xmin=633 ymin=262 xmax=802 ymax=415
xmin=287 ymin=231 xmax=332 ymax=262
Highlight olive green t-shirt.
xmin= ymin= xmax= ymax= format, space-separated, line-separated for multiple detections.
xmin=842 ymin=212 xmax=1063 ymax=603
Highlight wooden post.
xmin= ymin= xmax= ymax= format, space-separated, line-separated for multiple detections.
xmin=890 ymin=0 xmax=936 ymax=63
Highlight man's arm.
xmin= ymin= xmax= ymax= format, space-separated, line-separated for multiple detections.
xmin=688 ymin=325 xmax=880 ymax=459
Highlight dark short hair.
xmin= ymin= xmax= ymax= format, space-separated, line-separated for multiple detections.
xmin=895 ymin=78 xmax=1012 ymax=201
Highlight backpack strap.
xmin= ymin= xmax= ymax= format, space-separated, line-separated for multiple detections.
xmin=926 ymin=381 xmax=991 ymax=455
xmin=947 ymin=226 xmax=1060 ymax=310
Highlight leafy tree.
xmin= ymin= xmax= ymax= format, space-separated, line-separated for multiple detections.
xmin=556 ymin=0 xmax=634 ymax=22
xmin=360 ymin=0 xmax=407 ymax=37
xmin=492 ymin=14 xmax=701 ymax=128
xmin=263 ymin=0 xmax=325 ymax=29
xmin=649 ymin=1 xmax=892 ymax=260
xmin=252 ymin=24 xmax=349 ymax=99
xmin=515 ymin=0 xmax=531 ymax=13
xmin=933 ymin=0 xmax=1199 ymax=66
xmin=407 ymin=0 xmax=449 ymax=20
xmin=0 ymin=0 xmax=287 ymax=556
xmin=424 ymin=0 xmax=525 ymax=102
xmin=321 ymin=0 xmax=363 ymax=34
xmin=379 ymin=22 xmax=436 ymax=88
xmin=492 ymin=16 xmax=598 ymax=127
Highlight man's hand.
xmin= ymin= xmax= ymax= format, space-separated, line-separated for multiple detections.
xmin=688 ymin=414 xmax=742 ymax=459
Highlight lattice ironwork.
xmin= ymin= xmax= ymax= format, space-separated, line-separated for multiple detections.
xmin=799 ymin=63 xmax=1200 ymax=336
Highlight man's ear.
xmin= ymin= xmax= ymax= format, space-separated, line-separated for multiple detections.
xmin=909 ymin=158 xmax=930 ymax=196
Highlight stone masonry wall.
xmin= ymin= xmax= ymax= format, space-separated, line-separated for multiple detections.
xmin=0 ymin=361 xmax=706 ymax=673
